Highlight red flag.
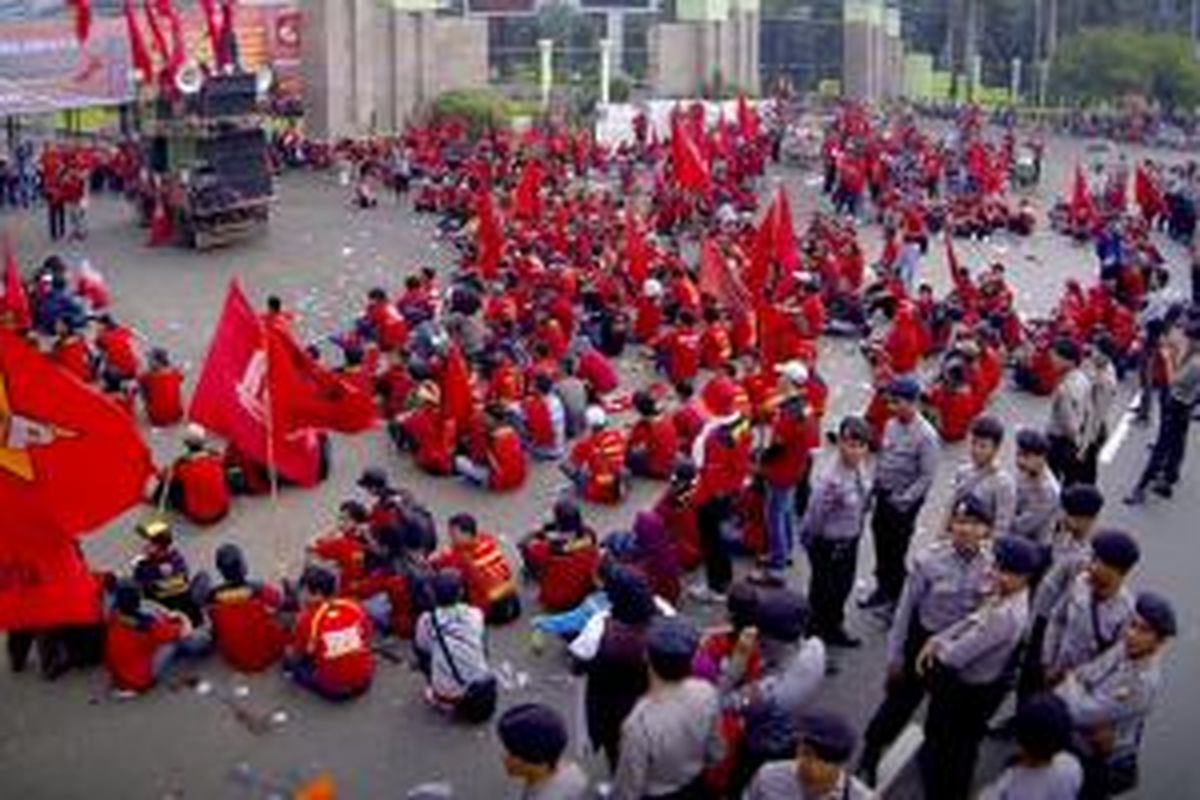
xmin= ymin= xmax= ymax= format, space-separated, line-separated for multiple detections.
xmin=216 ymin=0 xmax=239 ymax=68
xmin=142 ymin=0 xmax=169 ymax=63
xmin=197 ymin=0 xmax=221 ymax=63
xmin=66 ymin=0 xmax=92 ymax=44
xmin=1070 ymin=165 xmax=1095 ymax=225
xmin=771 ymin=187 xmax=800 ymax=271
xmin=266 ymin=327 xmax=377 ymax=435
xmin=475 ymin=191 xmax=503 ymax=279
xmin=512 ymin=159 xmax=543 ymax=220
xmin=944 ymin=234 xmax=978 ymax=310
xmin=1134 ymin=164 xmax=1163 ymax=220
xmin=736 ymin=94 xmax=759 ymax=140
xmin=698 ymin=237 xmax=750 ymax=315
xmin=441 ymin=344 xmax=474 ymax=430
xmin=0 ymin=329 xmax=154 ymax=535
xmin=671 ymin=119 xmax=711 ymax=193
xmin=123 ymin=0 xmax=154 ymax=83
xmin=0 ymin=505 xmax=103 ymax=630
xmin=2 ymin=238 xmax=31 ymax=330
xmin=626 ymin=210 xmax=652 ymax=287
xmin=188 ymin=280 xmax=319 ymax=486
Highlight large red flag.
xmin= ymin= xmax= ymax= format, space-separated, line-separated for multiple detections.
xmin=441 ymin=344 xmax=475 ymax=430
xmin=475 ymin=190 xmax=503 ymax=279
xmin=266 ymin=326 xmax=377 ymax=435
xmin=512 ymin=159 xmax=543 ymax=220
xmin=0 ymin=329 xmax=154 ymax=535
xmin=671 ymin=119 xmax=711 ymax=194
xmin=1134 ymin=164 xmax=1163 ymax=221
xmin=0 ymin=504 xmax=103 ymax=630
xmin=698 ymin=237 xmax=750 ymax=315
xmin=188 ymin=280 xmax=319 ymax=486
xmin=122 ymin=0 xmax=154 ymax=83
xmin=142 ymin=0 xmax=169 ymax=63
xmin=2 ymin=238 xmax=31 ymax=330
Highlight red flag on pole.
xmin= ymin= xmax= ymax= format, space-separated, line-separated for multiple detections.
xmin=65 ymin=0 xmax=93 ymax=44
xmin=512 ymin=159 xmax=543 ymax=220
xmin=266 ymin=326 xmax=377 ymax=435
xmin=771 ymin=187 xmax=800 ymax=271
xmin=142 ymin=0 xmax=169 ymax=63
xmin=671 ymin=119 xmax=712 ymax=193
xmin=1134 ymin=164 xmax=1164 ymax=221
xmin=475 ymin=191 xmax=503 ymax=279
xmin=0 ymin=329 xmax=154 ymax=535
xmin=441 ymin=344 xmax=475 ymax=430
xmin=0 ymin=505 xmax=103 ymax=630
xmin=698 ymin=237 xmax=750 ymax=315
xmin=1070 ymin=164 xmax=1095 ymax=226
xmin=155 ymin=0 xmax=187 ymax=77
xmin=2 ymin=238 xmax=31 ymax=331
xmin=736 ymin=94 xmax=759 ymax=140
xmin=122 ymin=0 xmax=154 ymax=83
xmin=188 ymin=280 xmax=320 ymax=487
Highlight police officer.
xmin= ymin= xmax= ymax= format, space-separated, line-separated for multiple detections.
xmin=861 ymin=376 xmax=940 ymax=611
xmin=917 ymin=535 xmax=1039 ymax=800
xmin=978 ymin=694 xmax=1083 ymax=799
xmin=800 ymin=416 xmax=871 ymax=647
xmin=947 ymin=416 xmax=1017 ymax=538
xmin=745 ymin=709 xmax=873 ymax=800
xmin=1011 ymin=429 xmax=1061 ymax=544
xmin=857 ymin=494 xmax=995 ymax=785
xmin=495 ymin=703 xmax=589 ymax=799
xmin=1038 ymin=530 xmax=1139 ymax=693
xmin=1056 ymin=591 xmax=1176 ymax=799
xmin=1045 ymin=338 xmax=1092 ymax=487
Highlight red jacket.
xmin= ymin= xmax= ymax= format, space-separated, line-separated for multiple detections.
xmin=628 ymin=415 xmax=679 ymax=479
xmin=662 ymin=328 xmax=701 ymax=384
xmin=208 ymin=583 xmax=288 ymax=673
xmin=310 ymin=528 xmax=369 ymax=592
xmin=700 ymin=324 xmax=734 ymax=370
xmin=570 ymin=429 xmax=628 ymax=503
xmin=292 ymin=598 xmax=374 ymax=695
xmin=105 ymin=612 xmax=184 ymax=692
xmin=577 ymin=348 xmax=620 ymax=395
xmin=403 ymin=407 xmax=456 ymax=475
xmin=431 ymin=533 xmax=517 ymax=612
xmin=488 ymin=426 xmax=528 ymax=491
xmin=696 ymin=419 xmax=753 ymax=503
xmin=761 ymin=403 xmax=816 ymax=488
xmin=97 ymin=327 xmax=141 ymax=378
xmin=139 ymin=367 xmax=184 ymax=426
xmin=173 ymin=452 xmax=231 ymax=525
xmin=52 ymin=335 xmax=94 ymax=382
xmin=522 ymin=395 xmax=557 ymax=450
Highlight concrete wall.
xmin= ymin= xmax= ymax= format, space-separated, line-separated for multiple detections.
xmin=301 ymin=0 xmax=488 ymax=138
xmin=648 ymin=12 xmax=759 ymax=98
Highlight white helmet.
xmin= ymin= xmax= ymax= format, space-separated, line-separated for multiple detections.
xmin=585 ymin=405 xmax=608 ymax=429
xmin=775 ymin=360 xmax=809 ymax=386
xmin=642 ymin=279 xmax=664 ymax=299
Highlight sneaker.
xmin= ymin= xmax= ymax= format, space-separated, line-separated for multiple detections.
xmin=1123 ymin=489 xmax=1147 ymax=506
xmin=857 ymin=589 xmax=891 ymax=610
xmin=1152 ymin=482 xmax=1174 ymax=499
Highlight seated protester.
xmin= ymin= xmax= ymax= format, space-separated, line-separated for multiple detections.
xmin=430 ymin=513 xmax=521 ymax=625
xmin=94 ymin=314 xmax=141 ymax=379
xmin=745 ymin=709 xmax=873 ymax=800
xmin=496 ymin=703 xmax=590 ymax=799
xmin=652 ymin=462 xmax=702 ymax=571
xmin=101 ymin=369 xmax=137 ymax=416
xmin=131 ymin=518 xmax=205 ymax=626
xmin=923 ymin=358 xmax=978 ymax=442
xmin=376 ymin=352 xmax=415 ymax=418
xmin=454 ymin=404 xmax=528 ymax=492
xmin=392 ymin=382 xmax=457 ymax=476
xmin=285 ymin=566 xmax=374 ymax=701
xmin=138 ymin=348 xmax=184 ymax=427
xmin=520 ymin=500 xmax=601 ymax=612
xmin=625 ymin=391 xmax=679 ymax=480
xmin=105 ymin=578 xmax=209 ymax=695
xmin=657 ymin=311 xmax=702 ymax=385
xmin=1055 ymin=591 xmax=1175 ymax=799
xmin=222 ymin=441 xmax=273 ymax=496
xmin=670 ymin=380 xmax=709 ymax=454
xmin=51 ymin=317 xmax=95 ymax=383
xmin=564 ymin=406 xmax=628 ymax=504
xmin=358 ymin=521 xmax=436 ymax=639
xmin=206 ymin=544 xmax=289 ymax=673
xmin=363 ymin=287 xmax=409 ymax=353
xmin=518 ymin=373 xmax=567 ymax=461
xmin=161 ymin=424 xmax=231 ymax=526
xmin=413 ymin=569 xmax=497 ymax=723
xmin=576 ymin=344 xmax=620 ymax=397
xmin=611 ymin=617 xmax=723 ymax=800
xmin=623 ymin=510 xmax=683 ymax=604
xmin=634 ymin=279 xmax=665 ymax=344
xmin=978 ymin=694 xmax=1082 ymax=800
xmin=308 ymin=500 xmax=375 ymax=595
xmin=700 ymin=306 xmax=734 ymax=370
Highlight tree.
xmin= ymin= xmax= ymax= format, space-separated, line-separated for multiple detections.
xmin=1049 ymin=27 xmax=1200 ymax=110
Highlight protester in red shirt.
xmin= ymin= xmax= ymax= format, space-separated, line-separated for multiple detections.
xmin=565 ymin=406 xmax=628 ymax=504
xmin=393 ymin=382 xmax=457 ymax=475
xmin=430 ymin=513 xmax=521 ymax=624
xmin=364 ymin=287 xmax=409 ymax=352
xmin=51 ymin=319 xmax=95 ymax=383
xmin=625 ymin=391 xmax=679 ymax=480
xmin=308 ymin=500 xmax=373 ymax=595
xmin=519 ymin=500 xmax=601 ymax=611
xmin=653 ymin=462 xmax=702 ymax=571
xmin=104 ymin=579 xmax=204 ymax=694
xmin=163 ymin=425 xmax=231 ymax=526
xmin=138 ymin=348 xmax=184 ymax=427
xmin=286 ymin=566 xmax=374 ymax=701
xmin=658 ymin=312 xmax=702 ymax=385
xmin=95 ymin=314 xmax=141 ymax=379
xmin=206 ymin=544 xmax=289 ymax=673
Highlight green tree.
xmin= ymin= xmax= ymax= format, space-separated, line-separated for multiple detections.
xmin=1049 ymin=27 xmax=1200 ymax=110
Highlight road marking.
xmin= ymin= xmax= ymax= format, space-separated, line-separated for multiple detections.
xmin=876 ymin=723 xmax=924 ymax=794
xmin=1100 ymin=408 xmax=1136 ymax=466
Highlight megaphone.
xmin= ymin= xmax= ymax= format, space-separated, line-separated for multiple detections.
xmin=175 ymin=61 xmax=203 ymax=96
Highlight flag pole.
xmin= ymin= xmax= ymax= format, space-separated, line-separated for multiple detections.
xmin=263 ymin=334 xmax=280 ymax=504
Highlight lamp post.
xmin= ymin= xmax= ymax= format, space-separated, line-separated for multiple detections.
xmin=538 ymin=38 xmax=554 ymax=110
xmin=599 ymin=38 xmax=613 ymax=107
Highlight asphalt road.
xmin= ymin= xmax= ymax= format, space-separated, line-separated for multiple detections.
xmin=0 ymin=134 xmax=1196 ymax=799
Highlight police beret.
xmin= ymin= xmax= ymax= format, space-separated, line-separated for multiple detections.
xmin=838 ymin=415 xmax=872 ymax=443
xmin=797 ymin=709 xmax=858 ymax=764
xmin=1015 ymin=694 xmax=1072 ymax=760
xmin=497 ymin=703 xmax=569 ymax=767
xmin=1091 ymin=529 xmax=1141 ymax=571
xmin=1061 ymin=485 xmax=1105 ymax=517
xmin=756 ymin=588 xmax=810 ymax=643
xmin=953 ymin=494 xmax=995 ymax=526
xmin=1016 ymin=428 xmax=1050 ymax=455
xmin=970 ymin=415 xmax=1006 ymax=443
xmin=887 ymin=376 xmax=922 ymax=401
xmin=646 ymin=616 xmax=700 ymax=661
xmin=1136 ymin=591 xmax=1177 ymax=638
xmin=993 ymin=536 xmax=1041 ymax=577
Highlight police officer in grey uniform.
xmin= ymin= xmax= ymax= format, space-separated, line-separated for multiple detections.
xmin=978 ymin=694 xmax=1083 ymax=800
xmin=1056 ymin=591 xmax=1176 ymax=799
xmin=1045 ymin=338 xmax=1092 ymax=488
xmin=856 ymin=494 xmax=995 ymax=785
xmin=917 ymin=535 xmax=1039 ymax=800
xmin=799 ymin=416 xmax=871 ymax=648
xmin=1011 ymin=429 xmax=1061 ymax=544
xmin=947 ymin=416 xmax=1017 ymax=538
xmin=745 ymin=709 xmax=873 ymax=800
xmin=861 ymin=376 xmax=940 ymax=610
xmin=1039 ymin=530 xmax=1139 ymax=690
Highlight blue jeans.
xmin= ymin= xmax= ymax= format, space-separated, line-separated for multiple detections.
xmin=765 ymin=484 xmax=797 ymax=572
